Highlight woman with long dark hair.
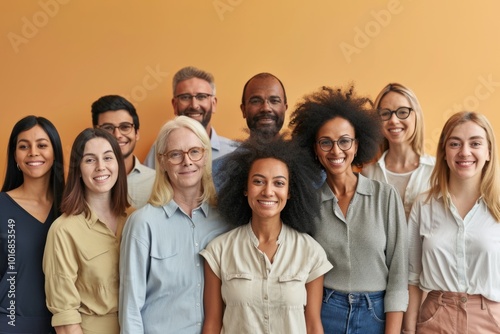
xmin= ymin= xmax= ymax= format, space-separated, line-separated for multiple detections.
xmin=0 ymin=115 xmax=64 ymax=333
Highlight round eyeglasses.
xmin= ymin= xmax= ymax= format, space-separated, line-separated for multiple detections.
xmin=377 ymin=107 xmax=413 ymax=121
xmin=98 ymin=122 xmax=135 ymax=135
xmin=317 ymin=137 xmax=356 ymax=152
xmin=175 ymin=93 xmax=213 ymax=104
xmin=160 ymin=147 xmax=205 ymax=165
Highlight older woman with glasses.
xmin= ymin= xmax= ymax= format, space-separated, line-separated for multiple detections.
xmin=362 ymin=83 xmax=435 ymax=219
xmin=290 ymin=86 xmax=408 ymax=334
xmin=119 ymin=116 xmax=229 ymax=334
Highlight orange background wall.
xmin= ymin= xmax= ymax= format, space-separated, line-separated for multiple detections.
xmin=1 ymin=1 xmax=500 ymax=179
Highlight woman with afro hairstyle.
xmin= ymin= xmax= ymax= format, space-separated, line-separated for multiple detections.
xmin=289 ymin=86 xmax=408 ymax=334
xmin=201 ymin=137 xmax=332 ymax=334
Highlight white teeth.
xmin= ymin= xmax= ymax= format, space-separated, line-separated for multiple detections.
xmin=94 ymin=175 xmax=109 ymax=181
xmin=259 ymin=201 xmax=276 ymax=206
xmin=27 ymin=162 xmax=43 ymax=166
xmin=389 ymin=128 xmax=403 ymax=133
xmin=328 ymin=158 xmax=344 ymax=164
xmin=457 ymin=161 xmax=474 ymax=166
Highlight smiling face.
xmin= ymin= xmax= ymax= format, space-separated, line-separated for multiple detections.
xmin=80 ymin=137 xmax=119 ymax=197
xmin=172 ymin=78 xmax=216 ymax=132
xmin=378 ymin=91 xmax=416 ymax=146
xmin=246 ymin=158 xmax=289 ymax=222
xmin=314 ymin=117 xmax=358 ymax=177
xmin=161 ymin=127 xmax=207 ymax=193
xmin=241 ymin=76 xmax=287 ymax=139
xmin=96 ymin=109 xmax=138 ymax=160
xmin=15 ymin=125 xmax=54 ymax=181
xmin=445 ymin=120 xmax=490 ymax=183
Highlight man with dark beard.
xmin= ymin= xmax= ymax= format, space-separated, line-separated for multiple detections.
xmin=240 ymin=72 xmax=288 ymax=140
xmin=144 ymin=66 xmax=236 ymax=168
xmin=213 ymin=72 xmax=288 ymax=191
xmin=91 ymin=95 xmax=155 ymax=210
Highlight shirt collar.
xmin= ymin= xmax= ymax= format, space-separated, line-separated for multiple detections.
xmin=210 ymin=127 xmax=221 ymax=152
xmin=319 ymin=172 xmax=373 ymax=202
xmin=245 ymin=221 xmax=287 ymax=247
xmin=162 ymin=200 xmax=210 ymax=218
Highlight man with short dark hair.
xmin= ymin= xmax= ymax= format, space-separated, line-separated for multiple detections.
xmin=144 ymin=66 xmax=236 ymax=168
xmin=240 ymin=72 xmax=288 ymax=140
xmin=213 ymin=73 xmax=289 ymax=191
xmin=91 ymin=95 xmax=155 ymax=209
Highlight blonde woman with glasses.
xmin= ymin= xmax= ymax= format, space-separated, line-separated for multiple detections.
xmin=362 ymin=83 xmax=435 ymax=219
xmin=119 ymin=116 xmax=229 ymax=334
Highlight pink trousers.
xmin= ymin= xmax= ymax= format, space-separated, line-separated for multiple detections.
xmin=417 ymin=290 xmax=500 ymax=333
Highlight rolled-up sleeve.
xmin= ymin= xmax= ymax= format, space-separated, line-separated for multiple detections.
xmin=43 ymin=220 xmax=82 ymax=326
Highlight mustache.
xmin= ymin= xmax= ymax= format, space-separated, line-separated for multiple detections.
xmin=252 ymin=113 xmax=278 ymax=122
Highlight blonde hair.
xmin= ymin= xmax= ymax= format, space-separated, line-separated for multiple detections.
xmin=373 ymin=83 xmax=425 ymax=156
xmin=428 ymin=111 xmax=500 ymax=221
xmin=149 ymin=116 xmax=216 ymax=207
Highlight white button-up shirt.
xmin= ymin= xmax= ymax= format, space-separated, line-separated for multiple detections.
xmin=408 ymin=194 xmax=500 ymax=302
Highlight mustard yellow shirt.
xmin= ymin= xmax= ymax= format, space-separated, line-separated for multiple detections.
xmin=43 ymin=210 xmax=126 ymax=332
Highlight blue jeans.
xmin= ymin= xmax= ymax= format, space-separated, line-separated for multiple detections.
xmin=321 ymin=288 xmax=386 ymax=334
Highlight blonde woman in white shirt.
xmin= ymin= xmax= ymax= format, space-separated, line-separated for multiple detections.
xmin=362 ymin=83 xmax=435 ymax=219
xmin=404 ymin=111 xmax=500 ymax=333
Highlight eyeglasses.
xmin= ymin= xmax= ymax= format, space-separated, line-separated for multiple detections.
xmin=160 ymin=147 xmax=205 ymax=165
xmin=98 ymin=122 xmax=135 ymax=135
xmin=377 ymin=107 xmax=413 ymax=121
xmin=175 ymin=93 xmax=213 ymax=103
xmin=247 ymin=96 xmax=283 ymax=106
xmin=317 ymin=137 xmax=356 ymax=152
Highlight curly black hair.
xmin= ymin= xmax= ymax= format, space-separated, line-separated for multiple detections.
xmin=289 ymin=85 xmax=382 ymax=169
xmin=217 ymin=136 xmax=322 ymax=234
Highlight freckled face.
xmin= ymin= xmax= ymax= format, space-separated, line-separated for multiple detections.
xmin=246 ymin=158 xmax=289 ymax=221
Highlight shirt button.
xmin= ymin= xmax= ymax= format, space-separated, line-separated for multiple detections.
xmin=264 ymin=315 xmax=269 ymax=319
xmin=196 ymin=303 xmax=200 ymax=307
xmin=461 ymin=297 xmax=467 ymax=303
xmin=196 ymin=263 xmax=200 ymax=267
xmin=264 ymin=295 xmax=268 ymax=300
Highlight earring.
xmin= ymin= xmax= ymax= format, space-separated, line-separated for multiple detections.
xmin=16 ymin=164 xmax=20 ymax=171
xmin=243 ymin=191 xmax=247 ymax=196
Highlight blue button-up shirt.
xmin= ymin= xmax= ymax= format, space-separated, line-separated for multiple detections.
xmin=119 ymin=201 xmax=229 ymax=334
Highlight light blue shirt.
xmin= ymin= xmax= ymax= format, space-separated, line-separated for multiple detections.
xmin=143 ymin=127 xmax=237 ymax=168
xmin=119 ymin=201 xmax=230 ymax=334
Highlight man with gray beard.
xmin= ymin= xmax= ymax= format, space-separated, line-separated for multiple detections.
xmin=144 ymin=66 xmax=236 ymax=168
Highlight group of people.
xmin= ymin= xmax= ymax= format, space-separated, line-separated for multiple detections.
xmin=0 ymin=65 xmax=499 ymax=334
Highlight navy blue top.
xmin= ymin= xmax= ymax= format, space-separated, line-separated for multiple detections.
xmin=0 ymin=192 xmax=54 ymax=333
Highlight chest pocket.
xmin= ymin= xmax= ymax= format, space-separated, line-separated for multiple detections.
xmin=279 ymin=272 xmax=308 ymax=305
xmin=80 ymin=247 xmax=116 ymax=283
xmin=222 ymin=273 xmax=255 ymax=305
